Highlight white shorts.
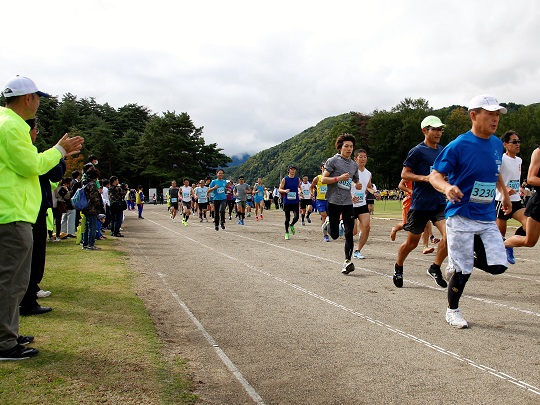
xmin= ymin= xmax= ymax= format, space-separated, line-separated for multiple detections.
xmin=446 ymin=215 xmax=506 ymax=275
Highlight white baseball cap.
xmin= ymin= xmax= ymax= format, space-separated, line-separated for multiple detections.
xmin=3 ymin=76 xmax=50 ymax=98
xmin=468 ymin=95 xmax=507 ymax=114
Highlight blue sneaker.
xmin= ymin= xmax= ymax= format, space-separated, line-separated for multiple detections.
xmin=506 ymin=246 xmax=515 ymax=264
xmin=307 ymin=217 xmax=312 ymax=223
xmin=323 ymin=235 xmax=330 ymax=242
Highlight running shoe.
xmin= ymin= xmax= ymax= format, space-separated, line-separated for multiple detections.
xmin=200 ymin=218 xmax=203 ymax=222
xmin=215 ymin=226 xmax=219 ymax=231
xmin=241 ymin=219 xmax=245 ymax=225
xmin=393 ymin=264 xmax=403 ymax=288
xmin=238 ymin=219 xmax=242 ymax=225
xmin=505 ymin=246 xmax=515 ymax=265
xmin=205 ymin=218 xmax=209 ymax=223
xmin=290 ymin=225 xmax=296 ymax=235
xmin=353 ymin=250 xmax=360 ymax=259
xmin=302 ymin=221 xmax=305 ymax=226
xmin=307 ymin=217 xmax=311 ymax=223
xmin=221 ymin=223 xmax=225 ymax=230
xmin=427 ymin=265 xmax=448 ymax=288
xmin=260 ymin=215 xmax=263 ymax=220
xmin=285 ymin=232 xmax=290 ymax=240
xmin=445 ymin=308 xmax=468 ymax=328
xmin=430 ymin=235 xmax=441 ymax=244
xmin=355 ymin=250 xmax=365 ymax=259
xmin=323 ymin=235 xmax=330 ymax=242
xmin=341 ymin=260 xmax=355 ymax=274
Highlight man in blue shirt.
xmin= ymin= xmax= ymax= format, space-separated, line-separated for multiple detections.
xmin=430 ymin=95 xmax=511 ymax=328
xmin=393 ymin=116 xmax=448 ymax=289
xmin=207 ymin=169 xmax=228 ymax=231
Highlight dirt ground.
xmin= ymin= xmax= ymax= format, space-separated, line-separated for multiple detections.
xmin=119 ymin=204 xmax=540 ymax=404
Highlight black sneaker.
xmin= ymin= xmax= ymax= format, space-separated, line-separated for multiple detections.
xmin=341 ymin=260 xmax=355 ymax=275
xmin=0 ymin=344 xmax=39 ymax=361
xmin=427 ymin=265 xmax=448 ymax=288
xmin=393 ymin=264 xmax=403 ymax=288
xmin=17 ymin=335 xmax=34 ymax=345
xmin=215 ymin=226 xmax=219 ymax=231
xmin=221 ymin=223 xmax=225 ymax=230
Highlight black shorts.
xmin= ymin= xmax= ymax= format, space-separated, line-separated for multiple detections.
xmin=198 ymin=202 xmax=208 ymax=210
xmin=171 ymin=202 xmax=179 ymax=210
xmin=353 ymin=205 xmax=369 ymax=217
xmin=403 ymin=206 xmax=445 ymax=235
xmin=182 ymin=201 xmax=192 ymax=209
xmin=496 ymin=200 xmax=525 ymax=220
xmin=300 ymin=199 xmax=312 ymax=209
xmin=525 ymin=192 xmax=540 ymax=222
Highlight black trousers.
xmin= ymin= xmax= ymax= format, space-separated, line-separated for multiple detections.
xmin=327 ymin=203 xmax=355 ymax=261
xmin=20 ymin=209 xmax=47 ymax=308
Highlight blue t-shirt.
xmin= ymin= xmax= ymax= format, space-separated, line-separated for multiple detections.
xmin=209 ymin=179 xmax=227 ymax=201
xmin=403 ymin=142 xmax=445 ymax=210
xmin=253 ymin=184 xmax=264 ymax=202
xmin=282 ymin=176 xmax=300 ymax=205
xmin=433 ymin=131 xmax=504 ymax=221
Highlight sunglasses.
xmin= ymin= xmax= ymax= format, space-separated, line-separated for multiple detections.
xmin=508 ymin=140 xmax=521 ymax=144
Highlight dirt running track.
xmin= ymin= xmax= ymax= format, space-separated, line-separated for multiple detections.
xmin=119 ymin=204 xmax=539 ymax=404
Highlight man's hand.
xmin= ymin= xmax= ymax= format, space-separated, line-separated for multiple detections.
xmin=444 ymin=185 xmax=463 ymax=204
xmin=57 ymin=134 xmax=84 ymax=156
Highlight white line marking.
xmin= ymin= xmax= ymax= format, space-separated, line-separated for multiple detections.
xmin=144 ymin=218 xmax=540 ymax=397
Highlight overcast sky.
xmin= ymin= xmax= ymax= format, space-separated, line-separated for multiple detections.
xmin=3 ymin=1 xmax=539 ymax=157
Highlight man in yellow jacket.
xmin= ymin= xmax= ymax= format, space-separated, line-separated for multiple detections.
xmin=0 ymin=76 xmax=84 ymax=360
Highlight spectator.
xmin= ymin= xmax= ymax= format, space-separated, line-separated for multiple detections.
xmin=81 ymin=167 xmax=102 ymax=250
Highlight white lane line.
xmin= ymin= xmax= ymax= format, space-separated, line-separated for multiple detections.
xmin=157 ymin=272 xmax=265 ymax=405
xmin=145 ymin=218 xmax=540 ymax=398
xmin=131 ymin=239 xmax=265 ymax=405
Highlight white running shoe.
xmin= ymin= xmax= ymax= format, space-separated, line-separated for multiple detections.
xmin=446 ymin=308 xmax=468 ymax=328
xmin=37 ymin=290 xmax=51 ymax=298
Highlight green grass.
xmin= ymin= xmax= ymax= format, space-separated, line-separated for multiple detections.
xmin=0 ymin=239 xmax=198 ymax=405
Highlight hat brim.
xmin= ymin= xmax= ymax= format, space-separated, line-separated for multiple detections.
xmin=36 ymin=91 xmax=50 ymax=98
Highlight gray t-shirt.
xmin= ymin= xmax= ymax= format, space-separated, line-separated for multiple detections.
xmin=324 ymin=153 xmax=359 ymax=205
xmin=235 ymin=183 xmax=250 ymax=201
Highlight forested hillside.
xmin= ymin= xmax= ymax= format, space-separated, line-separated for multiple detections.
xmin=228 ymin=98 xmax=540 ymax=189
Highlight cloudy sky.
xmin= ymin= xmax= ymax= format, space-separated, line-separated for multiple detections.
xmin=3 ymin=1 xmax=539 ymax=157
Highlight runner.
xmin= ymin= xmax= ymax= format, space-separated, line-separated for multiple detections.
xmin=495 ymin=130 xmax=528 ymax=264
xmin=351 ymin=149 xmax=374 ymax=259
xmin=299 ymin=175 xmax=313 ymax=226
xmin=504 ymin=146 xmax=540 ymax=253
xmin=321 ymin=134 xmax=361 ymax=274
xmin=194 ymin=180 xmax=209 ymax=222
xmin=168 ymin=180 xmax=180 ymax=222
xmin=393 ymin=116 xmax=448 ymax=289
xmin=234 ymin=176 xmax=251 ymax=225
xmin=180 ymin=178 xmax=192 ymax=226
xmin=253 ymin=177 xmax=265 ymax=220
xmin=430 ymin=95 xmax=511 ymax=328
xmin=207 ymin=169 xmax=227 ymax=231
xmin=205 ymin=177 xmax=214 ymax=219
xmin=278 ymin=165 xmax=301 ymax=240
xmin=311 ymin=163 xmax=330 ymax=242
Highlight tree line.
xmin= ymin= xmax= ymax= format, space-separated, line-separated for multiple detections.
xmin=230 ymin=98 xmax=540 ymax=189
xmin=0 ymin=93 xmax=231 ymax=191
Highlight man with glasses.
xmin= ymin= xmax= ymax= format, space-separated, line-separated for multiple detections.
xmin=0 ymin=76 xmax=83 ymax=360
xmin=393 ymin=116 xmax=448 ymax=289
xmin=495 ymin=131 xmax=527 ymax=264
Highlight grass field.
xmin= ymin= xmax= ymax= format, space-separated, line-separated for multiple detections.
xmin=0 ymin=239 xmax=197 ymax=404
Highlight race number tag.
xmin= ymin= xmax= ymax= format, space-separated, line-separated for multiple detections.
xmin=320 ymin=185 xmax=327 ymax=194
xmin=508 ymin=179 xmax=520 ymax=192
xmin=303 ymin=189 xmax=310 ymax=196
xmin=217 ymin=187 xmax=225 ymax=194
xmin=183 ymin=192 xmax=190 ymax=199
xmin=470 ymin=181 xmax=496 ymax=204
xmin=287 ymin=191 xmax=297 ymax=200
xmin=337 ymin=179 xmax=352 ymax=190
xmin=354 ymin=190 xmax=365 ymax=203
xmin=171 ymin=198 xmax=178 ymax=203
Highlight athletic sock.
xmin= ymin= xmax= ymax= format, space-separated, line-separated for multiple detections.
xmin=448 ymin=272 xmax=470 ymax=309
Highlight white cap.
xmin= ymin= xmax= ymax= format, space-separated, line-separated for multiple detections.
xmin=468 ymin=95 xmax=507 ymax=114
xmin=3 ymin=76 xmax=50 ymax=98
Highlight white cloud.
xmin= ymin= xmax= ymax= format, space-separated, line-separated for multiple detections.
xmin=3 ymin=0 xmax=540 ymax=156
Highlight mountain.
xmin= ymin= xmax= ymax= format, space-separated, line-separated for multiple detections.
xmin=226 ymin=113 xmax=353 ymax=186
xmin=226 ymin=153 xmax=251 ymax=168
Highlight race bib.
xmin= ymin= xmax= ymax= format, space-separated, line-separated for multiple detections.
xmin=302 ymin=189 xmax=310 ymax=196
xmin=171 ymin=198 xmax=178 ymax=203
xmin=183 ymin=192 xmax=190 ymax=199
xmin=508 ymin=179 xmax=520 ymax=192
xmin=217 ymin=187 xmax=225 ymax=194
xmin=470 ymin=181 xmax=496 ymax=204
xmin=287 ymin=191 xmax=297 ymax=200
xmin=354 ymin=190 xmax=365 ymax=203
xmin=319 ymin=185 xmax=327 ymax=194
xmin=337 ymin=179 xmax=352 ymax=190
